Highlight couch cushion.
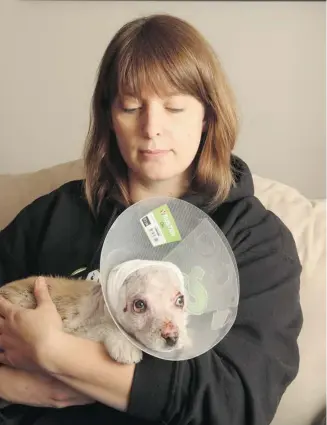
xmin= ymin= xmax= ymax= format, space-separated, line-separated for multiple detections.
xmin=0 ymin=160 xmax=84 ymax=230
xmin=253 ymin=174 xmax=326 ymax=425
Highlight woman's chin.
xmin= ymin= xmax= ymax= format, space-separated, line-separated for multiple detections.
xmin=131 ymin=163 xmax=189 ymax=188
xmin=142 ymin=171 xmax=178 ymax=183
xmin=137 ymin=165 xmax=177 ymax=183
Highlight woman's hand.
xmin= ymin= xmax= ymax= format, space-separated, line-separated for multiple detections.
xmin=0 ymin=365 xmax=94 ymax=408
xmin=0 ymin=277 xmax=63 ymax=372
xmin=0 ymin=276 xmax=134 ymax=411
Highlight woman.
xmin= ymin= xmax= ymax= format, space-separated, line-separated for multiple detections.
xmin=0 ymin=14 xmax=302 ymax=425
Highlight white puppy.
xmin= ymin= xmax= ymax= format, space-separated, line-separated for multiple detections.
xmin=108 ymin=260 xmax=190 ymax=361
xmin=0 ymin=260 xmax=190 ymax=365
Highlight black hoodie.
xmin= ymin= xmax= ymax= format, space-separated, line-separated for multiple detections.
xmin=0 ymin=156 xmax=302 ymax=425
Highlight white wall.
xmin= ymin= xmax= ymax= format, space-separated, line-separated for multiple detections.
xmin=0 ymin=1 xmax=325 ymax=199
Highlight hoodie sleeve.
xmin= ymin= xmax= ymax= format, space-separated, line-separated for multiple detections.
xmin=0 ymin=205 xmax=34 ymax=287
xmin=0 ymin=185 xmax=69 ymax=287
xmin=0 ymin=181 xmax=91 ymax=288
xmin=127 ymin=197 xmax=303 ymax=425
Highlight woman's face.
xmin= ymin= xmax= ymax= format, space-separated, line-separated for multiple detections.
xmin=111 ymin=90 xmax=205 ymax=184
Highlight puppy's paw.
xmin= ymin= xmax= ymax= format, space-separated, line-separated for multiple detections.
xmin=104 ymin=334 xmax=143 ymax=364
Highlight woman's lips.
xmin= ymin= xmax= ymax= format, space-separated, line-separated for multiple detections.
xmin=140 ymin=149 xmax=170 ymax=158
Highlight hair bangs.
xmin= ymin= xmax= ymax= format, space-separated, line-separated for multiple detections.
xmin=116 ymin=35 xmax=202 ymax=101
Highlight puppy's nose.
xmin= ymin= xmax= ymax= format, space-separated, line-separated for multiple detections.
xmin=162 ymin=334 xmax=178 ymax=347
xmin=161 ymin=321 xmax=179 ymax=346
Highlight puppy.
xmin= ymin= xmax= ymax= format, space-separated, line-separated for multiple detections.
xmin=0 ymin=262 xmax=190 ymax=366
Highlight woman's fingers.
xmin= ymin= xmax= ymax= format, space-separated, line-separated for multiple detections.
xmin=0 ymin=350 xmax=12 ymax=366
xmin=0 ymin=296 xmax=13 ymax=319
xmin=54 ymin=395 xmax=94 ymax=408
xmin=0 ymin=332 xmax=4 ymax=354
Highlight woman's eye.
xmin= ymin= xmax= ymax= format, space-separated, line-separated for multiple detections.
xmin=122 ymin=107 xmax=139 ymax=113
xmin=175 ymin=295 xmax=184 ymax=308
xmin=133 ymin=299 xmax=147 ymax=313
xmin=166 ymin=107 xmax=184 ymax=113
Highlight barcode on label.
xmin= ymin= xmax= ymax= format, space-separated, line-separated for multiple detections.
xmin=149 ymin=227 xmax=159 ymax=243
xmin=140 ymin=212 xmax=166 ymax=246
xmin=141 ymin=216 xmax=151 ymax=227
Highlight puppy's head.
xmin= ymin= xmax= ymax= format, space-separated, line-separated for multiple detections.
xmin=115 ymin=264 xmax=190 ymax=352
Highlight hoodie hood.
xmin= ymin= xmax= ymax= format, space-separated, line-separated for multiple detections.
xmin=226 ymin=155 xmax=254 ymax=202
xmin=181 ymin=155 xmax=255 ymax=210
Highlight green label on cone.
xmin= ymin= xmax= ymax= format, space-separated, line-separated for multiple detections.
xmin=140 ymin=204 xmax=181 ymax=247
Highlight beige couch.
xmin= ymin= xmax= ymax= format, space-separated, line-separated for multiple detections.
xmin=0 ymin=160 xmax=325 ymax=425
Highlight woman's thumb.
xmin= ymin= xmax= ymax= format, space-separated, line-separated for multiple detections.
xmin=34 ymin=276 xmax=52 ymax=305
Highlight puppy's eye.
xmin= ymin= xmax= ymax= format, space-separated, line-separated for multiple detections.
xmin=175 ymin=295 xmax=184 ymax=308
xmin=133 ymin=299 xmax=147 ymax=313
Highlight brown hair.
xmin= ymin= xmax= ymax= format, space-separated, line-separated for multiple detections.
xmin=84 ymin=14 xmax=239 ymax=214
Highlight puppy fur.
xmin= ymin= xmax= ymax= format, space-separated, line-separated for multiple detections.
xmin=0 ymin=268 xmax=189 ymax=366
xmin=0 ymin=276 xmax=143 ymax=365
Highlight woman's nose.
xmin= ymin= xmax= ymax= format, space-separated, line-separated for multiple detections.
xmin=141 ymin=107 xmax=164 ymax=139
